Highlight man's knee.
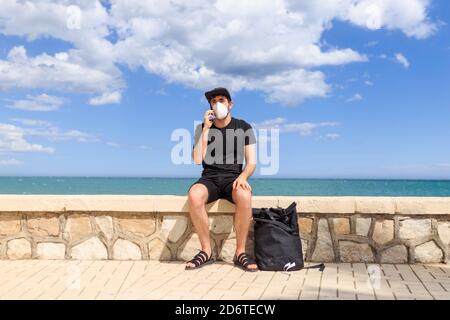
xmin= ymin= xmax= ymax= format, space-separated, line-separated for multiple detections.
xmin=188 ymin=184 xmax=208 ymax=207
xmin=232 ymin=188 xmax=252 ymax=207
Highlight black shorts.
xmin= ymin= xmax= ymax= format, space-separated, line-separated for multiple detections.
xmin=189 ymin=174 xmax=246 ymax=204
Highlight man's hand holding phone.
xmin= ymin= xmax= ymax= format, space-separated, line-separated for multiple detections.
xmin=204 ymin=110 xmax=215 ymax=129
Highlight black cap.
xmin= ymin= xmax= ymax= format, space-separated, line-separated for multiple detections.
xmin=204 ymin=87 xmax=232 ymax=103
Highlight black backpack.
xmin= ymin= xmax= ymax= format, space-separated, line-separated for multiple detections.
xmin=252 ymin=202 xmax=325 ymax=272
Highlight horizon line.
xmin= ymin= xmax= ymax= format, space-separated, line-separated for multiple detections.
xmin=1 ymin=175 xmax=450 ymax=182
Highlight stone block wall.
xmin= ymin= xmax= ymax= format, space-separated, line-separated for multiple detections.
xmin=299 ymin=215 xmax=449 ymax=264
xmin=0 ymin=195 xmax=449 ymax=263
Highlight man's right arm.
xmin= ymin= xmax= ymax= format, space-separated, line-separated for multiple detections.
xmin=192 ymin=126 xmax=210 ymax=164
xmin=192 ymin=110 xmax=214 ymax=164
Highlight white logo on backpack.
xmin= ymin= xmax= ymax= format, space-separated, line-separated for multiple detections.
xmin=283 ymin=262 xmax=296 ymax=271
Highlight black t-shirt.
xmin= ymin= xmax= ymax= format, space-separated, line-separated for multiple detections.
xmin=194 ymin=117 xmax=256 ymax=176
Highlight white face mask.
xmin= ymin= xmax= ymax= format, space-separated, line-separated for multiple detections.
xmin=212 ymin=102 xmax=229 ymax=120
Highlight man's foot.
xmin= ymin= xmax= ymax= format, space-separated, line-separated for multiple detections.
xmin=185 ymin=249 xmax=214 ymax=270
xmin=233 ymin=252 xmax=258 ymax=272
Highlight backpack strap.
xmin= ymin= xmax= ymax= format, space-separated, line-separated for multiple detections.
xmin=285 ymin=201 xmax=297 ymax=214
xmin=303 ymin=263 xmax=325 ymax=272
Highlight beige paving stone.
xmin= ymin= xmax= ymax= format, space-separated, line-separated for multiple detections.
xmin=55 ymin=261 xmax=106 ymax=300
xmin=0 ymin=260 xmax=48 ymax=298
xmin=299 ymin=290 xmax=319 ymax=300
xmin=39 ymin=262 xmax=90 ymax=299
xmin=77 ymin=261 xmax=122 ymax=299
xmin=96 ymin=261 xmax=134 ymax=299
xmin=0 ymin=260 xmax=447 ymax=300
xmin=7 ymin=261 xmax=65 ymax=299
xmin=374 ymin=291 xmax=396 ymax=300
xmin=116 ymin=261 xmax=150 ymax=295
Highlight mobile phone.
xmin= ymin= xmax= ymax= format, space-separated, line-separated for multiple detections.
xmin=208 ymin=114 xmax=216 ymax=121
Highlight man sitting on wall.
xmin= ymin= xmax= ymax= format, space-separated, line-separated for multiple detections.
xmin=186 ymin=87 xmax=258 ymax=272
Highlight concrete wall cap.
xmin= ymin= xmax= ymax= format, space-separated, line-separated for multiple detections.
xmin=0 ymin=195 xmax=449 ymax=215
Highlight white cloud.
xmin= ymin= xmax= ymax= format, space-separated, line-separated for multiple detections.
xmin=339 ymin=0 xmax=437 ymax=38
xmin=252 ymin=118 xmax=340 ymax=136
xmin=347 ymin=93 xmax=363 ymax=102
xmin=0 ymin=123 xmax=54 ymax=153
xmin=0 ymin=46 xmax=124 ymax=100
xmin=10 ymin=118 xmax=52 ymax=127
xmin=283 ymin=122 xmax=340 ymax=136
xmin=24 ymin=127 xmax=100 ymax=143
xmin=106 ymin=142 xmax=121 ymax=148
xmin=155 ymin=88 xmax=168 ymax=96
xmin=365 ymin=41 xmax=379 ymax=47
xmin=0 ymin=0 xmax=437 ymax=106
xmin=253 ymin=117 xmax=287 ymax=129
xmin=0 ymin=0 xmax=119 ymax=100
xmin=0 ymin=158 xmax=23 ymax=166
xmin=325 ymin=133 xmax=340 ymax=140
xmin=5 ymin=94 xmax=65 ymax=112
xmin=395 ymin=53 xmax=410 ymax=68
xmin=106 ymin=142 xmax=152 ymax=150
xmin=89 ymin=91 xmax=122 ymax=105
xmin=255 ymin=69 xmax=331 ymax=106
xmin=0 ymin=119 xmax=100 ymax=156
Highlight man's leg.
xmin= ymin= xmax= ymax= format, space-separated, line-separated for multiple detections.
xmin=232 ymin=188 xmax=258 ymax=270
xmin=186 ymin=183 xmax=213 ymax=268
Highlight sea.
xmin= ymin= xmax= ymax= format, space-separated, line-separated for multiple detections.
xmin=0 ymin=177 xmax=450 ymax=196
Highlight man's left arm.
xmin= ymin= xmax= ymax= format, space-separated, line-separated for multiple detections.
xmin=233 ymin=143 xmax=256 ymax=191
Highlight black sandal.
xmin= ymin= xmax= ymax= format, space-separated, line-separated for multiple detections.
xmin=185 ymin=250 xmax=215 ymax=270
xmin=233 ymin=252 xmax=258 ymax=272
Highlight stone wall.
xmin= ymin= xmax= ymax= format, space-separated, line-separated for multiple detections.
xmin=0 ymin=195 xmax=449 ymax=263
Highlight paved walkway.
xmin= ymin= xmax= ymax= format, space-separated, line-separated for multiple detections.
xmin=0 ymin=260 xmax=449 ymax=300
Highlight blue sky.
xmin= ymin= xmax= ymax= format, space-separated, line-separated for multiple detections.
xmin=0 ymin=0 xmax=449 ymax=179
